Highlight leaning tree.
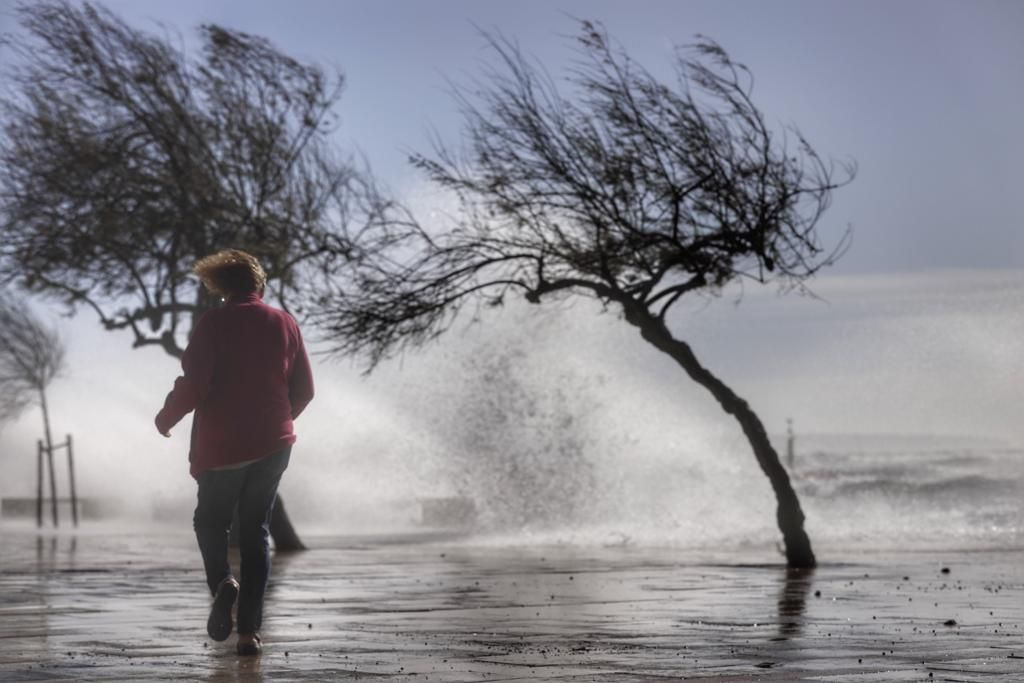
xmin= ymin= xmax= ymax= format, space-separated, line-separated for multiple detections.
xmin=315 ymin=23 xmax=854 ymax=567
xmin=0 ymin=293 xmax=66 ymax=525
xmin=0 ymin=293 xmax=65 ymax=444
xmin=0 ymin=1 xmax=384 ymax=549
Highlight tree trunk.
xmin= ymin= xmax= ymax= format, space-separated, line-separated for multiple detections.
xmin=269 ymin=494 xmax=306 ymax=551
xmin=629 ymin=311 xmax=816 ymax=568
xmin=39 ymin=388 xmax=59 ymax=527
xmin=228 ymin=494 xmax=304 ymax=550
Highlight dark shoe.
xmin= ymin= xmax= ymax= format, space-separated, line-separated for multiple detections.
xmin=207 ymin=577 xmax=239 ymax=642
xmin=237 ymin=633 xmax=262 ymax=656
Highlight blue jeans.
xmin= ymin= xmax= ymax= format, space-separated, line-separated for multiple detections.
xmin=193 ymin=447 xmax=291 ymax=635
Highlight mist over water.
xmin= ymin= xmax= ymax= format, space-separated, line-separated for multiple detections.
xmin=797 ymin=440 xmax=1023 ymax=551
xmin=1 ymin=270 xmax=1021 ymax=552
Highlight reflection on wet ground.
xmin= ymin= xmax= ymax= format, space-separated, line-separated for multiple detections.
xmin=1 ymin=526 xmax=1022 ymax=680
xmin=776 ymin=567 xmax=813 ymax=641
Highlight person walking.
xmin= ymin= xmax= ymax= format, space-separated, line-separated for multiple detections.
xmin=155 ymin=249 xmax=314 ymax=656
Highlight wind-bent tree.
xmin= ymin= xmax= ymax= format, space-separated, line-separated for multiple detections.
xmin=0 ymin=293 xmax=66 ymax=523
xmin=0 ymin=293 xmax=65 ymax=427
xmin=0 ymin=1 xmax=382 ymax=549
xmin=316 ymin=23 xmax=854 ymax=567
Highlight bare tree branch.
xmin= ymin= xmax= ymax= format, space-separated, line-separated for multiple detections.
xmin=315 ymin=21 xmax=854 ymax=366
xmin=0 ymin=0 xmax=380 ymax=351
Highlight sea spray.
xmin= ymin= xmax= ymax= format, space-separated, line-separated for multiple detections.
xmin=429 ymin=340 xmax=599 ymax=531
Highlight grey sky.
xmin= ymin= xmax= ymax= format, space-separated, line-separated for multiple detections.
xmin=2 ymin=0 xmax=1020 ymax=272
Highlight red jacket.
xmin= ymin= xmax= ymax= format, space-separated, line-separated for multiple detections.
xmin=155 ymin=293 xmax=315 ymax=478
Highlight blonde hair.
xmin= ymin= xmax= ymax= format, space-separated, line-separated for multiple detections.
xmin=193 ymin=249 xmax=267 ymax=299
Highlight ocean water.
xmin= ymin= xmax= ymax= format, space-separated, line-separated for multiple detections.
xmin=405 ymin=436 xmax=1024 ymax=555
xmin=795 ymin=438 xmax=1024 ymax=552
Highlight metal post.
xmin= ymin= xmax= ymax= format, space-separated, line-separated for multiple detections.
xmin=66 ymin=435 xmax=78 ymax=527
xmin=45 ymin=444 xmax=58 ymax=529
xmin=786 ymin=418 xmax=796 ymax=469
xmin=36 ymin=440 xmax=44 ymax=528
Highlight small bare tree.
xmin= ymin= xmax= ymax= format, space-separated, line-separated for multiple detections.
xmin=0 ymin=293 xmax=64 ymax=424
xmin=315 ymin=23 xmax=855 ymax=567
xmin=0 ymin=293 xmax=66 ymax=514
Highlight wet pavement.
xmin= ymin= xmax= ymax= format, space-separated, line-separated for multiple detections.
xmin=1 ymin=526 xmax=1022 ymax=681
